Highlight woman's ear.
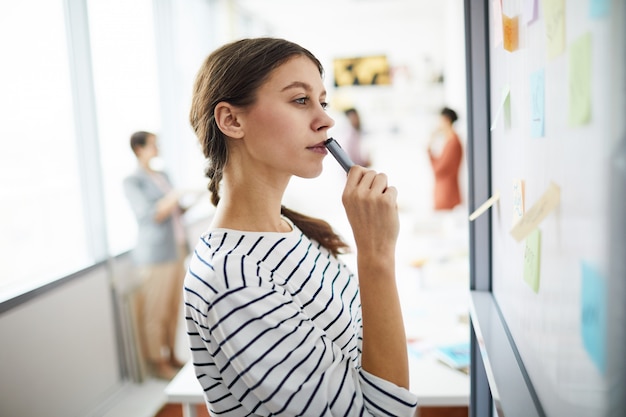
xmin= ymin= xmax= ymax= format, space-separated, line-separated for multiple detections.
xmin=214 ymin=102 xmax=244 ymax=139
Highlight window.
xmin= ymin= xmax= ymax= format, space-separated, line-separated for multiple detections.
xmin=0 ymin=0 xmax=89 ymax=299
xmin=86 ymin=0 xmax=162 ymax=255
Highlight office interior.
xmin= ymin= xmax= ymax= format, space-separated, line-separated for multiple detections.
xmin=1 ymin=1 xmax=469 ymax=416
xmin=2 ymin=1 xmax=624 ymax=417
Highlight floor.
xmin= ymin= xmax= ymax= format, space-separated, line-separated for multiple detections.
xmin=101 ymin=132 xmax=470 ymax=417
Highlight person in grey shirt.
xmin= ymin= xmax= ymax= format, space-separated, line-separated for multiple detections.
xmin=124 ymin=131 xmax=188 ymax=380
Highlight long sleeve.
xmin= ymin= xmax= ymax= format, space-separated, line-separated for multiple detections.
xmin=428 ymin=134 xmax=462 ymax=177
xmin=124 ymin=170 xmax=178 ymax=264
xmin=428 ymin=134 xmax=463 ymax=210
xmin=184 ymin=229 xmax=418 ymax=417
xmin=123 ymin=174 xmax=160 ymax=224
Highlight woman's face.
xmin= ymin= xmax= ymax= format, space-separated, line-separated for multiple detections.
xmin=235 ymin=55 xmax=335 ymax=179
xmin=137 ymin=134 xmax=159 ymax=161
xmin=439 ymin=115 xmax=451 ymax=129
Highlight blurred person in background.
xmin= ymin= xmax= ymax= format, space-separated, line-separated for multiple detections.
xmin=123 ymin=131 xmax=189 ymax=380
xmin=343 ymin=107 xmax=371 ymax=167
xmin=427 ymin=107 xmax=463 ymax=211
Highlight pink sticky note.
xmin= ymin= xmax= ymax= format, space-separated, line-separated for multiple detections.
xmin=524 ymin=0 xmax=539 ymax=25
xmin=493 ymin=0 xmax=504 ymax=47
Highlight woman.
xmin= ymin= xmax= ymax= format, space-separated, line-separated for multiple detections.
xmin=184 ymin=38 xmax=417 ymax=416
xmin=428 ymin=107 xmax=463 ymax=210
xmin=123 ymin=131 xmax=188 ymax=380
xmin=343 ymin=107 xmax=371 ymax=167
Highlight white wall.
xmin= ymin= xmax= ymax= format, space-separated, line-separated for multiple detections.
xmin=234 ymin=0 xmax=468 ymax=217
xmin=0 ymin=267 xmax=121 ymax=417
xmin=0 ymin=3 xmax=469 ymax=416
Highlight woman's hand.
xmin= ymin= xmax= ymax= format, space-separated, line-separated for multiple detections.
xmin=342 ymin=166 xmax=409 ymax=390
xmin=342 ymin=166 xmax=399 ymax=256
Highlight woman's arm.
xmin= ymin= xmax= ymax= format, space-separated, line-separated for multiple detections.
xmin=342 ymin=166 xmax=410 ymax=389
xmin=154 ymin=190 xmax=181 ymax=223
xmin=184 ymin=245 xmax=418 ymax=417
xmin=429 ymin=135 xmax=463 ymax=176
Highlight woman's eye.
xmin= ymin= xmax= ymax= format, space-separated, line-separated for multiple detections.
xmin=320 ymin=102 xmax=329 ymax=110
xmin=294 ymin=97 xmax=309 ymax=105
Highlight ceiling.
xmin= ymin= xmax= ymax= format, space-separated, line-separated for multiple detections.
xmin=235 ymin=0 xmax=446 ymax=37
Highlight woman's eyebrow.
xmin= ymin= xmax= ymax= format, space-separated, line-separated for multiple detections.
xmin=281 ymin=81 xmax=327 ymax=97
xmin=281 ymin=81 xmax=312 ymax=92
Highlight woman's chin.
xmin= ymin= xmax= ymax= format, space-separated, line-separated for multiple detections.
xmin=295 ymin=166 xmax=324 ymax=179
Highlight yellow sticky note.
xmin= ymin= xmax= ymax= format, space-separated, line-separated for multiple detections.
xmin=512 ymin=179 xmax=525 ymax=227
xmin=543 ymin=0 xmax=566 ymax=59
xmin=503 ymin=15 xmax=519 ymax=52
xmin=469 ymin=191 xmax=501 ymax=221
xmin=523 ymin=229 xmax=541 ymax=293
xmin=569 ymin=32 xmax=592 ymax=126
xmin=510 ymin=182 xmax=560 ymax=241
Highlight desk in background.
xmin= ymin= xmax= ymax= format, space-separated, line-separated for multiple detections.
xmin=167 ymin=213 xmax=471 ymax=416
xmin=166 ymin=350 xmax=469 ymax=417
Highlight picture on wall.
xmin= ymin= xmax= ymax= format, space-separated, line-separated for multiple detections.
xmin=333 ymin=55 xmax=391 ymax=87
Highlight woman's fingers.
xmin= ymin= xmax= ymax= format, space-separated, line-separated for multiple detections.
xmin=342 ymin=166 xmax=399 ymax=253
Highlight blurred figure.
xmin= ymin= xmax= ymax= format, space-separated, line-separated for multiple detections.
xmin=123 ymin=131 xmax=188 ymax=380
xmin=343 ymin=107 xmax=371 ymax=167
xmin=428 ymin=107 xmax=463 ymax=210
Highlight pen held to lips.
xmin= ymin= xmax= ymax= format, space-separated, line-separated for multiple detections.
xmin=324 ymin=138 xmax=355 ymax=173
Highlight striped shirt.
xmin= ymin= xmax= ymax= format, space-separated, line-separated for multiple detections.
xmin=184 ymin=219 xmax=418 ymax=416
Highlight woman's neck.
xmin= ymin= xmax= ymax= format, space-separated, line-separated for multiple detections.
xmin=211 ymin=200 xmax=290 ymax=233
xmin=139 ymin=158 xmax=153 ymax=172
xmin=210 ymin=173 xmax=291 ymax=233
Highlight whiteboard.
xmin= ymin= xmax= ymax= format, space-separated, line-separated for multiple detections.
xmin=485 ymin=1 xmax=624 ymax=416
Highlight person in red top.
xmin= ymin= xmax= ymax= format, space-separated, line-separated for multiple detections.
xmin=428 ymin=107 xmax=463 ymax=210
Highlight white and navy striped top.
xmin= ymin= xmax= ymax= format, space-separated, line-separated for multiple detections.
xmin=184 ymin=218 xmax=418 ymax=416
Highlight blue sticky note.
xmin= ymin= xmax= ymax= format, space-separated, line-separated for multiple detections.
xmin=590 ymin=0 xmax=610 ymax=18
xmin=580 ymin=261 xmax=607 ymax=374
xmin=530 ymin=69 xmax=545 ymax=137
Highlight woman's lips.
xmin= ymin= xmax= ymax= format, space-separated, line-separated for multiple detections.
xmin=307 ymin=141 xmax=328 ymax=154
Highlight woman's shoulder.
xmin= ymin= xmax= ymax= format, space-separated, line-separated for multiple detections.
xmin=184 ymin=227 xmax=327 ymax=318
xmin=204 ymin=225 xmax=316 ymax=262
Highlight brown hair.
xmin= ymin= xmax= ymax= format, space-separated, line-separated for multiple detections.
xmin=129 ymin=131 xmax=154 ymax=156
xmin=189 ymin=38 xmax=349 ymax=256
xmin=441 ymin=107 xmax=458 ymax=124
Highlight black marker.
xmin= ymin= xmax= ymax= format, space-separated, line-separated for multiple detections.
xmin=324 ymin=138 xmax=355 ymax=173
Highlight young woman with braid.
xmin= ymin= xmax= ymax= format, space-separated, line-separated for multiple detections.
xmin=184 ymin=37 xmax=418 ymax=416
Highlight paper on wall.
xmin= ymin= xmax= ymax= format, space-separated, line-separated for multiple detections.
xmin=510 ymin=182 xmax=560 ymax=241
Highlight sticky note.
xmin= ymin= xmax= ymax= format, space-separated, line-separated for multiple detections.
xmin=510 ymin=182 xmax=560 ymax=242
xmin=524 ymin=0 xmax=539 ymax=25
xmin=530 ymin=69 xmax=545 ymax=137
xmin=469 ymin=191 xmax=501 ymax=221
xmin=503 ymin=88 xmax=511 ymax=130
xmin=543 ymin=0 xmax=566 ymax=59
xmin=581 ymin=261 xmax=607 ymax=374
xmin=492 ymin=0 xmax=504 ymax=47
xmin=569 ymin=32 xmax=592 ymax=127
xmin=590 ymin=0 xmax=610 ymax=18
xmin=503 ymin=15 xmax=519 ymax=52
xmin=523 ymin=229 xmax=541 ymax=293
xmin=490 ymin=86 xmax=510 ymax=131
xmin=512 ymin=179 xmax=525 ymax=226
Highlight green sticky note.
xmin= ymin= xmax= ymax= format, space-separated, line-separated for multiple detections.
xmin=569 ymin=32 xmax=592 ymax=126
xmin=542 ymin=0 xmax=566 ymax=59
xmin=490 ymin=86 xmax=510 ymax=131
xmin=523 ymin=229 xmax=541 ymax=293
